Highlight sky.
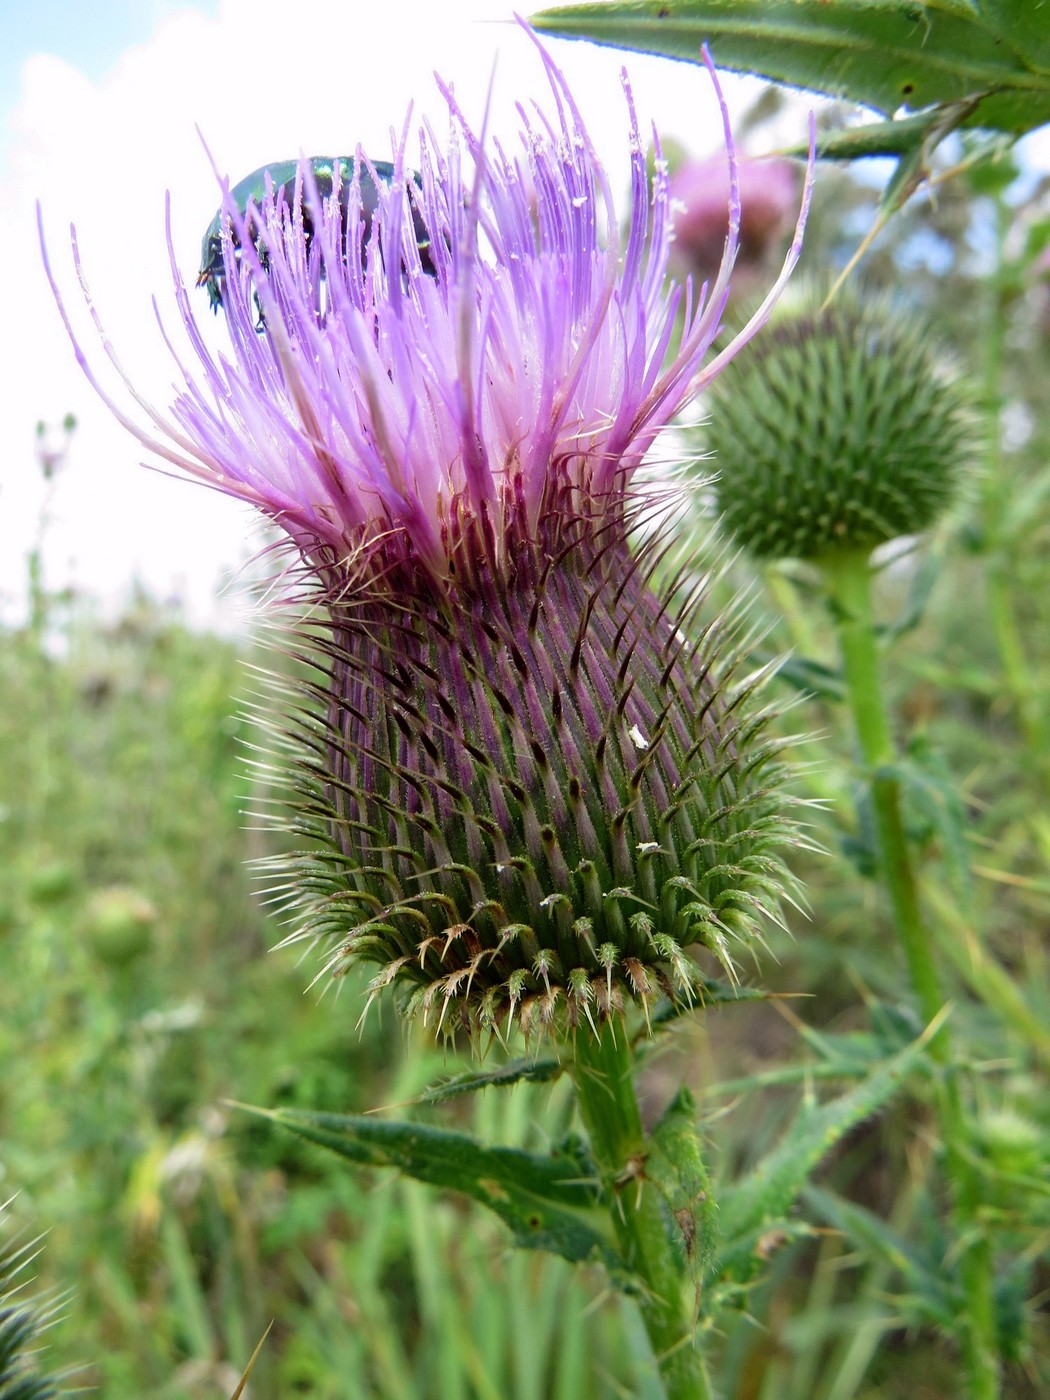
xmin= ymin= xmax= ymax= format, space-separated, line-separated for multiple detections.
xmin=0 ymin=0 xmax=801 ymax=631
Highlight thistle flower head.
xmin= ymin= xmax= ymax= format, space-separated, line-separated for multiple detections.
xmin=705 ymin=289 xmax=978 ymax=561
xmin=46 ymin=34 xmax=811 ymax=1043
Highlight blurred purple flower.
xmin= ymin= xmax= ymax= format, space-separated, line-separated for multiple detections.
xmin=670 ymin=153 xmax=798 ymax=280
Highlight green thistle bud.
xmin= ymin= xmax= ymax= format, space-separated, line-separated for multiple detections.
xmin=705 ymin=291 xmax=977 ymax=560
xmin=82 ymin=886 xmax=156 ymax=968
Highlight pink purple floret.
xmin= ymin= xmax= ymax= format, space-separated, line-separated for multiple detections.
xmin=42 ymin=31 xmax=812 ymax=583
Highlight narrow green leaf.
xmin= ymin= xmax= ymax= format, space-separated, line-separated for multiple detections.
xmin=803 ymin=1185 xmax=957 ymax=1327
xmin=418 ymin=1056 xmax=563 ymax=1105
xmin=236 ymin=1103 xmax=625 ymax=1275
xmin=530 ymin=1 xmax=1050 ymax=136
xmin=710 ymin=1025 xmax=934 ymax=1286
xmin=159 ymin=1212 xmax=214 ymax=1361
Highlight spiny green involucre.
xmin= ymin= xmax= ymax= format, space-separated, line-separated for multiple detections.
xmin=274 ymin=517 xmax=799 ymax=1040
xmin=706 ymin=292 xmax=977 ymax=561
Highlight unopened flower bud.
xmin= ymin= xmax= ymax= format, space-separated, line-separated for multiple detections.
xmin=704 ymin=292 xmax=978 ymax=560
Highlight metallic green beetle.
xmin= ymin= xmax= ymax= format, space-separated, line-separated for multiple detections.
xmin=197 ymin=156 xmax=433 ymax=311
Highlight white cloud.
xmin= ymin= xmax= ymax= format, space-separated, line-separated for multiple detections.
xmin=1 ymin=0 xmax=784 ymax=628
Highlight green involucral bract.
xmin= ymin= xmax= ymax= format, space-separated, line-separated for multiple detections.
xmin=269 ymin=515 xmax=799 ymax=1043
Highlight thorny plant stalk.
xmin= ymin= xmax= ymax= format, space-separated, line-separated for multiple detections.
xmin=819 ymin=548 xmax=1000 ymax=1400
xmin=980 ymin=189 xmax=1047 ymax=777
xmin=572 ymin=1025 xmax=713 ymax=1400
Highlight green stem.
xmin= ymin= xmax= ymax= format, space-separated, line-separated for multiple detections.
xmin=819 ymin=548 xmax=1000 ymax=1400
xmin=820 ymin=550 xmax=943 ymax=1033
xmin=980 ymin=193 xmax=1047 ymax=768
xmin=570 ymin=1026 xmax=712 ymax=1400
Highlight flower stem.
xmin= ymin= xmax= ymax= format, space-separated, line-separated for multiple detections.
xmin=819 ymin=547 xmax=1000 ymax=1400
xmin=980 ymin=192 xmax=1047 ymax=773
xmin=819 ymin=551 xmax=943 ymax=1030
xmin=570 ymin=1026 xmax=712 ymax=1400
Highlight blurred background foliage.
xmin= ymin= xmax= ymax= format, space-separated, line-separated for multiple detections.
xmin=3 ymin=88 xmax=1050 ymax=1400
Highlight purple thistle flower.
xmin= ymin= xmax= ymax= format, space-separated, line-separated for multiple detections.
xmin=45 ymin=34 xmax=812 ymax=1042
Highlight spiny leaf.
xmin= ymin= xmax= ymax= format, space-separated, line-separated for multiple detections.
xmin=236 ymin=1104 xmax=626 ymax=1277
xmin=709 ymin=1023 xmax=935 ymax=1288
xmin=418 ymin=1056 xmax=564 ymax=1104
xmin=529 ymin=2 xmax=1050 ymax=137
xmin=801 ymin=106 xmax=975 ymax=161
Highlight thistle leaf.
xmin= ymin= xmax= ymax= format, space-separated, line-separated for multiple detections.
xmin=529 ymin=1 xmax=1050 ymax=138
xmin=798 ymin=107 xmax=973 ymax=161
xmin=708 ymin=1027 xmax=931 ymax=1291
xmin=238 ymin=1104 xmax=626 ymax=1276
xmin=418 ymin=1057 xmax=564 ymax=1104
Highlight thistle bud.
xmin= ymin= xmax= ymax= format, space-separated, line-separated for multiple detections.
xmin=704 ymin=292 xmax=977 ymax=561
